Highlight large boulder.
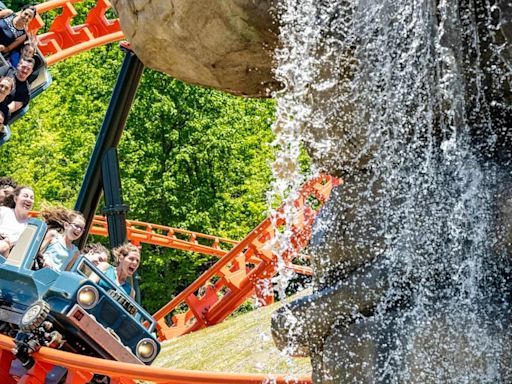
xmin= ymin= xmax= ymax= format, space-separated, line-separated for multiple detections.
xmin=111 ymin=0 xmax=279 ymax=97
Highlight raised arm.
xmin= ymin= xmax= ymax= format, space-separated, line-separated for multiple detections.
xmin=0 ymin=9 xmax=13 ymax=18
xmin=0 ymin=9 xmax=14 ymax=54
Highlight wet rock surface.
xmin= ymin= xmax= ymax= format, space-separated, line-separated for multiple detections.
xmin=114 ymin=0 xmax=512 ymax=381
xmin=270 ymin=0 xmax=512 ymax=382
xmin=112 ymin=0 xmax=280 ymax=97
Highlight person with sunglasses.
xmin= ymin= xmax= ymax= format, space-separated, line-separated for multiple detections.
xmin=39 ymin=206 xmax=85 ymax=270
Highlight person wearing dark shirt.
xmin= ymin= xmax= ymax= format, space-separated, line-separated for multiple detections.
xmin=0 ymin=5 xmax=36 ymax=55
xmin=0 ymin=56 xmax=34 ymax=116
xmin=0 ymin=76 xmax=13 ymax=121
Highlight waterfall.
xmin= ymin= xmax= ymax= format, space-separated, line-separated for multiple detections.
xmin=270 ymin=0 xmax=512 ymax=382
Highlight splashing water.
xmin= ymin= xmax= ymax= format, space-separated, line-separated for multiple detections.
xmin=270 ymin=0 xmax=512 ymax=382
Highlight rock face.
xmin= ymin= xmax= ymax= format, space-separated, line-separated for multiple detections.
xmin=270 ymin=0 xmax=512 ymax=383
xmin=112 ymin=0 xmax=279 ymax=97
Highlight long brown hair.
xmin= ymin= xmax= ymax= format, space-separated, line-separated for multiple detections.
xmin=40 ymin=206 xmax=84 ymax=231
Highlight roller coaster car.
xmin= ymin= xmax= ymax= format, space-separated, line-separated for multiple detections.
xmin=0 ymin=218 xmax=161 ymax=366
xmin=0 ymin=2 xmax=53 ymax=100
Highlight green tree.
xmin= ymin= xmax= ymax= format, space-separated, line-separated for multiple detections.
xmin=121 ymin=71 xmax=275 ymax=311
xmin=1 ymin=45 xmax=121 ymax=206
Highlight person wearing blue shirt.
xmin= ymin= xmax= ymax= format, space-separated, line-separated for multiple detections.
xmin=39 ymin=207 xmax=86 ymax=271
xmin=95 ymin=242 xmax=140 ymax=297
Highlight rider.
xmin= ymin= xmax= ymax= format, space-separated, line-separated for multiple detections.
xmin=0 ymin=176 xmax=17 ymax=205
xmin=94 ymin=243 xmax=141 ymax=298
xmin=0 ymin=76 xmax=14 ymax=142
xmin=0 ymin=56 xmax=34 ymax=116
xmin=0 ymin=5 xmax=36 ymax=56
xmin=0 ymin=186 xmax=34 ymax=257
xmin=39 ymin=207 xmax=86 ymax=271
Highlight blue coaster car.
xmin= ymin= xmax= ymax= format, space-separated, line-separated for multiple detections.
xmin=0 ymin=218 xmax=160 ymax=365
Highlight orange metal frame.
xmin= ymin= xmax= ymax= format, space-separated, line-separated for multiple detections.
xmin=0 ymin=334 xmax=312 ymax=383
xmin=30 ymin=0 xmax=124 ymax=66
xmin=90 ymin=216 xmax=239 ymax=257
xmin=152 ymin=175 xmax=340 ymax=340
xmin=29 ymin=175 xmax=339 ymax=339
xmin=89 ymin=216 xmax=313 ymax=274
xmin=17 ymin=174 xmax=338 ymax=383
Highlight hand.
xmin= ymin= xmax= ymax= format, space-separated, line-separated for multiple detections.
xmin=42 ymin=256 xmax=55 ymax=269
xmin=0 ymin=238 xmax=10 ymax=256
xmin=0 ymin=45 xmax=5 ymax=52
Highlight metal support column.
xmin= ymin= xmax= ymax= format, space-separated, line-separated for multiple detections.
xmin=101 ymin=148 xmax=128 ymax=248
xmin=74 ymin=45 xmax=144 ymax=248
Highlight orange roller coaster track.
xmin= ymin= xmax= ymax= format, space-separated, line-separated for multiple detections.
xmin=31 ymin=175 xmax=339 ymax=339
xmin=91 ymin=175 xmax=339 ymax=340
xmin=89 ymin=215 xmax=313 ymax=275
xmin=30 ymin=0 xmax=124 ymax=66
xmin=152 ymin=175 xmax=340 ymax=340
xmin=19 ymin=175 xmax=339 ymax=383
xmin=0 ymin=334 xmax=312 ymax=384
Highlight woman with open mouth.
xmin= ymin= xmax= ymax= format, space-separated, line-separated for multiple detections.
xmin=95 ymin=242 xmax=141 ymax=298
xmin=39 ymin=207 xmax=86 ymax=271
xmin=0 ymin=185 xmax=34 ymax=257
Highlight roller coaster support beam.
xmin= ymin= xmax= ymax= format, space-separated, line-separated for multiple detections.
xmin=74 ymin=44 xmax=144 ymax=249
xmin=101 ymin=148 xmax=128 ymax=247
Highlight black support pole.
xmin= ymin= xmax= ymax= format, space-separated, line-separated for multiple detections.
xmin=74 ymin=46 xmax=144 ymax=248
xmin=101 ymin=148 xmax=129 ymax=248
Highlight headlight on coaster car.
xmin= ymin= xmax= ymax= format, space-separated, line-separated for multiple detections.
xmin=77 ymin=285 xmax=99 ymax=309
xmin=136 ymin=338 xmax=158 ymax=362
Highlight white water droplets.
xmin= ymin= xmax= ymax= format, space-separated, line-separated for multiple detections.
xmin=270 ymin=0 xmax=512 ymax=382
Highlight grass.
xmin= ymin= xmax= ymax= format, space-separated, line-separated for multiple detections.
xmin=152 ymin=293 xmax=312 ymax=377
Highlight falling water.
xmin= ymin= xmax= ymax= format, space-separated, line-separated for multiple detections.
xmin=270 ymin=0 xmax=512 ymax=382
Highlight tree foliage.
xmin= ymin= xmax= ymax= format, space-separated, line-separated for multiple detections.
xmin=0 ymin=44 xmax=276 ymax=312
xmin=123 ymin=70 xmax=275 ymax=310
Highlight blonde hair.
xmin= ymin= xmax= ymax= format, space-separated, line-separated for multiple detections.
xmin=112 ymin=242 xmax=140 ymax=263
